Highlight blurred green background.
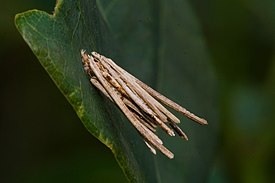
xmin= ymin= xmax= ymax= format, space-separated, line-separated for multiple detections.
xmin=1 ymin=0 xmax=274 ymax=182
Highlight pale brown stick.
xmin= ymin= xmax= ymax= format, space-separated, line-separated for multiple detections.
xmin=100 ymin=60 xmax=156 ymax=121
xmin=101 ymin=69 xmax=128 ymax=96
xmin=137 ymin=81 xmax=208 ymax=125
xmin=99 ymin=56 xmax=169 ymax=122
xmin=90 ymin=73 xmax=158 ymax=132
xmin=97 ymin=58 xmax=175 ymax=136
xmin=133 ymin=112 xmax=157 ymax=132
xmin=91 ymin=74 xmax=157 ymax=133
xmin=84 ymin=52 xmax=174 ymax=159
xmin=92 ymin=52 xmax=207 ymax=125
xmin=90 ymin=77 xmax=113 ymax=101
xmin=131 ymin=112 xmax=163 ymax=144
xmin=99 ymin=55 xmax=181 ymax=124
xmin=123 ymin=98 xmax=157 ymax=132
xmin=144 ymin=140 xmax=156 ymax=155
xmin=139 ymin=112 xmax=158 ymax=129
xmin=81 ymin=50 xmax=208 ymax=159
xmin=169 ymin=122 xmax=188 ymax=140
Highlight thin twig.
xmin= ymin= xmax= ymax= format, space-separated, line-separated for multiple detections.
xmin=100 ymin=55 xmax=181 ymax=124
xmin=81 ymin=50 xmax=207 ymax=159
xmin=98 ymin=58 xmax=175 ymax=136
xmin=83 ymin=51 xmax=174 ymax=159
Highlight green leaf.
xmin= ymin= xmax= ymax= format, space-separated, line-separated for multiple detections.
xmin=15 ymin=0 xmax=218 ymax=182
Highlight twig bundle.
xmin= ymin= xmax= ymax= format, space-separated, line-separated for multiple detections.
xmin=81 ymin=50 xmax=207 ymax=159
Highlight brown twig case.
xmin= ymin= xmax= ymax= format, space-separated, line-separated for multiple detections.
xmin=81 ymin=50 xmax=207 ymax=159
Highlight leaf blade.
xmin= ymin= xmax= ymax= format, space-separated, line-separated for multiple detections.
xmin=15 ymin=0 xmax=218 ymax=182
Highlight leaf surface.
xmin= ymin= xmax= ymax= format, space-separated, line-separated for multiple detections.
xmin=15 ymin=0 xmax=218 ymax=182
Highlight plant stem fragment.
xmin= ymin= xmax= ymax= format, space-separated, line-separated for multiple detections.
xmin=81 ymin=50 xmax=207 ymax=159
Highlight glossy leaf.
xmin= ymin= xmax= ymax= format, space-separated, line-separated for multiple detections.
xmin=15 ymin=0 xmax=218 ymax=182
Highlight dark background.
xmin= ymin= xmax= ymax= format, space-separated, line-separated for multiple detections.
xmin=1 ymin=0 xmax=274 ymax=182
